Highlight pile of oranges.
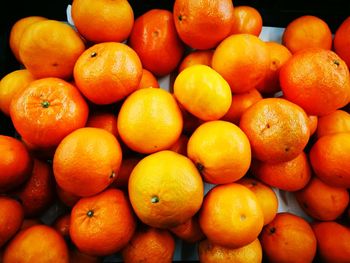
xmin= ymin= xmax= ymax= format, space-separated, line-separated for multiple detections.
xmin=1 ymin=0 xmax=350 ymax=262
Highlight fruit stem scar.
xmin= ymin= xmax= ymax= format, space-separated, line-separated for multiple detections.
xmin=269 ymin=227 xmax=276 ymax=234
xmin=90 ymin=52 xmax=97 ymax=58
xmin=110 ymin=171 xmax=115 ymax=179
xmin=41 ymin=101 xmax=50 ymax=108
xmin=334 ymin=60 xmax=340 ymax=66
xmin=196 ymin=163 xmax=204 ymax=173
xmin=178 ymin=14 xmax=183 ymax=21
xmin=87 ymin=210 xmax=94 ymax=217
xmin=151 ymin=196 xmax=159 ymax=203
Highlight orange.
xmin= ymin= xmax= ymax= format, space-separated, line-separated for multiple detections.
xmin=230 ymin=6 xmax=263 ymax=36
xmin=311 ymin=221 xmax=350 ymax=262
xmin=169 ymin=215 xmax=205 ymax=243
xmin=0 ymin=135 xmax=33 ymax=193
xmin=10 ymin=77 xmax=89 ymax=148
xmin=280 ymin=48 xmax=350 ymax=116
xmin=53 ymin=213 xmax=71 ymax=239
xmin=198 ymin=238 xmax=262 ymax=263
xmin=309 ymin=132 xmax=350 ymax=188
xmin=70 ymin=248 xmax=102 ymax=263
xmin=178 ymin=50 xmax=214 ymax=73
xmin=251 ymin=151 xmax=312 ymax=191
xmin=0 ymin=197 xmax=24 ymax=248
xmin=212 ymin=34 xmax=270 ymax=93
xmin=334 ymin=16 xmax=350 ymax=68
xmin=295 ymin=176 xmax=349 ymax=221
xmin=316 ymin=109 xmax=350 ymax=138
xmin=260 ymin=212 xmax=317 ymax=263
xmin=73 ymin=42 xmax=142 ymax=105
xmin=173 ymin=0 xmax=234 ymax=50
xmin=168 ymin=134 xmax=188 ymax=156
xmin=53 ymin=127 xmax=122 ymax=197
xmin=117 ymin=88 xmax=183 ymax=154
xmin=138 ymin=69 xmax=160 ymax=89
xmin=0 ymin=69 xmax=35 ymax=116
xmin=282 ymin=15 xmax=332 ymax=53
xmin=71 ymin=0 xmax=134 ymax=43
xmin=111 ymin=157 xmax=141 ymax=189
xmin=187 ymin=120 xmax=251 ymax=184
xmin=129 ymin=9 xmax=185 ymax=77
xmin=179 ymin=104 xmax=204 ymax=135
xmin=70 ymin=188 xmax=136 ymax=256
xmin=239 ymin=98 xmax=310 ymax=163
xmin=221 ymin=88 xmax=262 ymax=125
xmin=56 ymin=185 xmax=80 ymax=208
xmin=173 ymin=65 xmax=232 ymax=121
xmin=121 ymin=226 xmax=175 ymax=263
xmin=199 ymin=183 xmax=264 ymax=248
xmin=308 ymin=115 xmax=318 ymax=136
xmin=19 ymin=19 xmax=85 ymax=79
xmin=128 ymin=150 xmax=204 ymax=228
xmin=86 ymin=110 xmax=118 ymax=137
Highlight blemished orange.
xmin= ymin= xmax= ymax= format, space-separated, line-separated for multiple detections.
xmin=308 ymin=115 xmax=318 ymax=136
xmin=173 ymin=0 xmax=233 ymax=50
xmin=56 ymin=185 xmax=80 ymax=208
xmin=0 ymin=197 xmax=24 ymax=248
xmin=73 ymin=42 xmax=142 ymax=105
xmin=280 ymin=48 xmax=350 ymax=116
xmin=71 ymin=0 xmax=134 ymax=43
xmin=129 ymin=9 xmax=184 ymax=77
xmin=282 ymin=15 xmax=332 ymax=53
xmin=334 ymin=16 xmax=350 ymax=68
xmin=309 ymin=132 xmax=350 ymax=188
xmin=295 ymin=176 xmax=349 ymax=221
xmin=53 ymin=127 xmax=122 ymax=197
xmin=169 ymin=215 xmax=205 ymax=243
xmin=121 ymin=226 xmax=175 ymax=263
xmin=128 ymin=150 xmax=204 ymax=228
xmin=251 ymin=151 xmax=312 ymax=191
xmin=168 ymin=134 xmax=188 ymax=156
xmin=221 ymin=88 xmax=263 ymax=125
xmin=138 ymin=69 xmax=160 ymax=89
xmin=0 ymin=69 xmax=35 ymax=116
xmin=86 ymin=110 xmax=118 ymax=137
xmin=199 ymin=183 xmax=264 ymax=248
xmin=212 ymin=34 xmax=270 ymax=93
xmin=0 ymin=135 xmax=33 ymax=193
xmin=10 ymin=77 xmax=89 ymax=148
xmin=178 ymin=50 xmax=214 ymax=73
xmin=187 ymin=120 xmax=251 ymax=184
xmin=117 ymin=88 xmax=183 ymax=154
xmin=173 ymin=65 xmax=232 ymax=121
xmin=112 ymin=157 xmax=141 ymax=189
xmin=70 ymin=248 xmax=102 ymax=263
xmin=311 ymin=221 xmax=350 ymax=263
xmin=238 ymin=178 xmax=278 ymax=225
xmin=260 ymin=212 xmax=317 ymax=263
xmin=19 ymin=19 xmax=85 ymax=79
xmin=239 ymin=98 xmax=310 ymax=163
xmin=53 ymin=213 xmax=71 ymax=239
xmin=3 ymin=225 xmax=69 ymax=263
xmin=9 ymin=16 xmax=47 ymax=63
xmin=316 ymin=109 xmax=350 ymax=138
xmin=198 ymin=238 xmax=262 ymax=263
xmin=70 ymin=189 xmax=136 ymax=256
xmin=230 ymin=6 xmax=263 ymax=36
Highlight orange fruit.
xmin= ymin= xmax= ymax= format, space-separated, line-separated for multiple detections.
xmin=295 ymin=176 xmax=349 ymax=221
xmin=117 ymin=88 xmax=183 ymax=154
xmin=121 ymin=226 xmax=175 ymax=263
xmin=53 ymin=213 xmax=71 ymax=239
xmin=282 ymin=15 xmax=332 ymax=54
xmin=309 ymin=132 xmax=350 ymax=188
xmin=0 ymin=135 xmax=33 ymax=193
xmin=334 ymin=16 xmax=350 ymax=68
xmin=19 ymin=19 xmax=85 ymax=79
xmin=169 ymin=215 xmax=205 ymax=243
xmin=138 ymin=69 xmax=160 ymax=89
xmin=173 ymin=0 xmax=234 ymax=50
xmin=168 ymin=134 xmax=188 ymax=156
xmin=56 ymin=185 xmax=80 ymax=208
xmin=128 ymin=150 xmax=204 ymax=228
xmin=198 ymin=238 xmax=262 ymax=263
xmin=178 ymin=50 xmax=214 ymax=73
xmin=20 ymin=219 xmax=42 ymax=232
xmin=111 ymin=157 xmax=141 ymax=189
xmin=0 ymin=197 xmax=24 ymax=248
xmin=260 ymin=212 xmax=317 ymax=263
xmin=239 ymin=98 xmax=310 ymax=163
xmin=312 ymin=221 xmax=350 ymax=262
xmin=0 ymin=69 xmax=35 ymax=116
xmin=280 ymin=48 xmax=350 ymax=116
xmin=230 ymin=6 xmax=263 ymax=36
xmin=221 ymin=88 xmax=262 ymax=125
xmin=187 ymin=120 xmax=251 ymax=184
xmin=86 ymin=110 xmax=118 ymax=137
xmin=71 ymin=0 xmax=134 ymax=43
xmin=251 ymin=151 xmax=312 ymax=191
xmin=212 ymin=34 xmax=270 ymax=93
xmin=73 ymin=42 xmax=142 ymax=105
xmin=173 ymin=65 xmax=232 ymax=121
xmin=308 ymin=115 xmax=318 ymax=136
xmin=10 ymin=77 xmax=89 ymax=148
xmin=129 ymin=9 xmax=185 ymax=77
xmin=70 ymin=188 xmax=136 ymax=256
xmin=53 ymin=127 xmax=122 ymax=197
xmin=70 ymin=248 xmax=102 ymax=263
xmin=179 ymin=104 xmax=204 ymax=135
xmin=316 ymin=109 xmax=350 ymax=138
xmin=199 ymin=183 xmax=264 ymax=248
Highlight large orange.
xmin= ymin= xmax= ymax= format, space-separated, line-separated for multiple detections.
xmin=10 ymin=77 xmax=89 ymax=148
xmin=178 ymin=50 xmax=214 ymax=73
xmin=70 ymin=188 xmax=136 ymax=256
xmin=212 ymin=34 xmax=270 ymax=93
xmin=169 ymin=215 xmax=205 ymax=243
xmin=73 ymin=42 xmax=142 ymax=105
xmin=230 ymin=6 xmax=263 ymax=36
xmin=316 ymin=109 xmax=350 ymax=138
xmin=128 ymin=150 xmax=204 ymax=228
xmin=334 ymin=16 xmax=350 ymax=68
xmin=280 ymin=48 xmax=350 ymax=116
xmin=173 ymin=0 xmax=234 ymax=50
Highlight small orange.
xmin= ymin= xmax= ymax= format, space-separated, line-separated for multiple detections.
xmin=230 ymin=6 xmax=263 ymax=36
xmin=53 ymin=213 xmax=71 ymax=239
xmin=111 ymin=157 xmax=141 ymax=189
xmin=138 ymin=69 xmax=160 ymax=89
xmin=56 ymin=185 xmax=80 ymax=208
xmin=86 ymin=110 xmax=118 ymax=137
xmin=178 ymin=50 xmax=214 ymax=73
xmin=70 ymin=248 xmax=102 ymax=263
xmin=179 ymin=104 xmax=204 ymax=135
xmin=168 ymin=134 xmax=188 ymax=156
xmin=20 ymin=219 xmax=42 ymax=232
xmin=334 ymin=16 xmax=350 ymax=68
xmin=308 ymin=115 xmax=318 ymax=136
xmin=316 ymin=109 xmax=350 ymax=138
xmin=169 ymin=215 xmax=205 ymax=243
